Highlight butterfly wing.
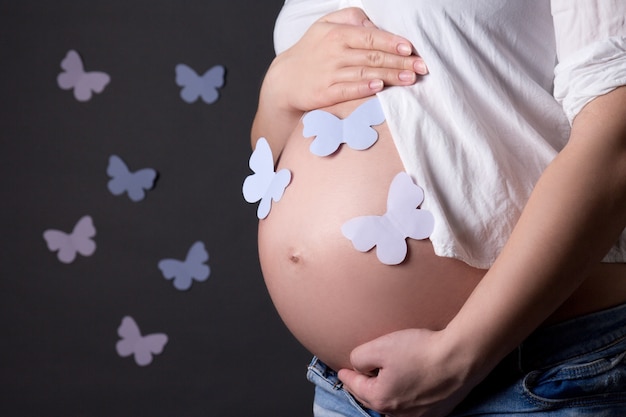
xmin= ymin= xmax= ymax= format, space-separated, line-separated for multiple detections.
xmin=70 ymin=215 xmax=97 ymax=257
xmin=57 ymin=50 xmax=83 ymax=90
xmin=74 ymin=71 xmax=110 ymax=102
xmin=43 ymin=229 xmax=77 ymax=263
xmin=373 ymin=217 xmax=410 ymax=265
xmin=108 ymin=155 xmax=157 ymax=202
xmin=386 ymin=173 xmax=434 ymax=240
xmin=401 ymin=209 xmax=435 ymax=241
xmin=342 ymin=215 xmax=409 ymax=265
xmin=126 ymin=168 xmax=157 ymax=202
xmin=266 ymin=168 xmax=291 ymax=203
xmin=342 ymin=172 xmax=433 ymax=265
xmin=158 ymin=258 xmax=192 ymax=290
xmin=116 ymin=316 xmax=141 ymax=358
xmin=175 ymin=63 xmax=201 ymax=103
xmin=107 ymin=155 xmax=130 ymax=196
xmin=243 ymin=138 xmax=291 ymax=219
xmin=342 ymin=215 xmax=384 ymax=253
xmin=116 ymin=316 xmax=168 ymax=366
xmin=344 ymin=97 xmax=386 ymax=151
xmin=257 ymin=168 xmax=291 ymax=219
xmin=302 ymin=110 xmax=343 ymax=156
xmin=181 ymin=241 xmax=210 ymax=288
xmin=242 ymin=138 xmax=275 ymax=203
xmin=133 ymin=333 xmax=168 ymax=366
xmin=199 ymin=65 xmax=225 ymax=104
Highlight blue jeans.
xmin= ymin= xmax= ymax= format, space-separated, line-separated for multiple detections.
xmin=307 ymin=302 xmax=626 ymax=416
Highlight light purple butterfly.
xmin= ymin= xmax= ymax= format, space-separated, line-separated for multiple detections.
xmin=43 ymin=215 xmax=96 ymax=264
xmin=175 ymin=64 xmax=225 ymax=104
xmin=57 ymin=50 xmax=110 ymax=102
xmin=107 ymin=155 xmax=157 ymax=202
xmin=341 ymin=172 xmax=434 ymax=265
xmin=242 ymin=137 xmax=291 ymax=219
xmin=158 ymin=241 xmax=210 ymax=291
xmin=116 ymin=316 xmax=168 ymax=367
xmin=302 ymin=97 xmax=386 ymax=156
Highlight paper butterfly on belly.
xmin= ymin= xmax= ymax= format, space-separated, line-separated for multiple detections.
xmin=57 ymin=50 xmax=110 ymax=102
xmin=158 ymin=241 xmax=210 ymax=291
xmin=116 ymin=316 xmax=168 ymax=367
xmin=107 ymin=154 xmax=157 ymax=202
xmin=242 ymin=137 xmax=292 ymax=219
xmin=175 ymin=63 xmax=225 ymax=104
xmin=43 ymin=215 xmax=96 ymax=264
xmin=302 ymin=97 xmax=386 ymax=157
xmin=342 ymin=172 xmax=434 ymax=265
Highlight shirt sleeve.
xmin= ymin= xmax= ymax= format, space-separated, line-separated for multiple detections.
xmin=273 ymin=0 xmax=342 ymax=54
xmin=551 ymin=0 xmax=626 ymax=124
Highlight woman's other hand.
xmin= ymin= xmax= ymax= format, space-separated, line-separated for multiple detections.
xmin=251 ymin=7 xmax=427 ymax=155
xmin=338 ymin=328 xmax=480 ymax=417
xmin=267 ymin=7 xmax=427 ymax=114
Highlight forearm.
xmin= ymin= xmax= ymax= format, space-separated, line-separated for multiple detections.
xmin=447 ymin=86 xmax=626 ymax=378
xmin=250 ymin=62 xmax=303 ymax=159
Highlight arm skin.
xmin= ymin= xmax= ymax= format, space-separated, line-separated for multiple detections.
xmin=338 ymin=86 xmax=626 ymax=417
xmin=250 ymin=7 xmax=427 ymax=160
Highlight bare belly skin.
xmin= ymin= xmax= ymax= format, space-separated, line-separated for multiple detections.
xmin=257 ymin=98 xmax=626 ymax=372
xmin=258 ymin=98 xmax=485 ymax=371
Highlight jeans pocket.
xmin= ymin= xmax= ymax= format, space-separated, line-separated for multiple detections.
xmin=524 ymin=349 xmax=626 ymax=406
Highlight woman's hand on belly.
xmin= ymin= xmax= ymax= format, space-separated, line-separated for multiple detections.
xmin=251 ymin=7 xmax=427 ymax=158
xmin=270 ymin=7 xmax=427 ymax=114
xmin=338 ymin=328 xmax=478 ymax=417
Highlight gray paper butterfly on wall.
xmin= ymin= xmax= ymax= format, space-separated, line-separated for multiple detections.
xmin=175 ymin=64 xmax=225 ymax=104
xmin=158 ymin=241 xmax=211 ymax=291
xmin=107 ymin=155 xmax=157 ymax=202
xmin=43 ymin=215 xmax=96 ymax=264
xmin=57 ymin=50 xmax=110 ymax=102
xmin=116 ymin=316 xmax=168 ymax=367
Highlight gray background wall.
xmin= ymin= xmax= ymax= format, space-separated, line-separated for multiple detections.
xmin=0 ymin=1 xmax=313 ymax=415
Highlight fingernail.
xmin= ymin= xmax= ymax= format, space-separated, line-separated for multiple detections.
xmin=399 ymin=70 xmax=416 ymax=82
xmin=397 ymin=43 xmax=412 ymax=56
xmin=369 ymin=79 xmax=384 ymax=91
xmin=414 ymin=60 xmax=428 ymax=75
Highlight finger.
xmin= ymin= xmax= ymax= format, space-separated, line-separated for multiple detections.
xmin=322 ymin=79 xmax=385 ymax=104
xmin=333 ymin=66 xmax=416 ymax=86
xmin=341 ymin=49 xmax=427 ymax=74
xmin=348 ymin=338 xmax=387 ymax=376
xmin=337 ymin=368 xmax=376 ymax=399
xmin=319 ymin=8 xmax=413 ymax=58
xmin=327 ymin=23 xmax=416 ymax=58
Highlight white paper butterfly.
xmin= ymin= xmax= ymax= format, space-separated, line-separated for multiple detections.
xmin=43 ymin=215 xmax=97 ymax=264
xmin=242 ymin=137 xmax=291 ymax=219
xmin=302 ymin=97 xmax=386 ymax=156
xmin=342 ymin=172 xmax=434 ymax=265
xmin=116 ymin=316 xmax=168 ymax=367
xmin=175 ymin=64 xmax=225 ymax=104
xmin=158 ymin=241 xmax=211 ymax=291
xmin=107 ymin=154 xmax=157 ymax=202
xmin=57 ymin=50 xmax=110 ymax=102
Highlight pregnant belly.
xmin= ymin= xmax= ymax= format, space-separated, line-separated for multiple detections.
xmin=258 ymin=99 xmax=486 ymax=371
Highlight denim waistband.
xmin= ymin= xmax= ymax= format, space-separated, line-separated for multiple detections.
xmin=311 ymin=303 xmax=626 ymax=388
xmin=517 ymin=302 xmax=626 ymax=371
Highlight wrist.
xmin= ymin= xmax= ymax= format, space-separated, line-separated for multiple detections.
xmin=441 ymin=314 xmax=506 ymax=387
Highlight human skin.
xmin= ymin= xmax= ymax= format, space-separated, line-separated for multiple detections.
xmin=338 ymin=84 xmax=626 ymax=417
xmin=251 ymin=7 xmax=626 ymax=417
xmin=258 ymin=95 xmax=486 ymax=372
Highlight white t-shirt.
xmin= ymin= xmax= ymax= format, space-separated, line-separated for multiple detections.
xmin=274 ymin=0 xmax=626 ymax=268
